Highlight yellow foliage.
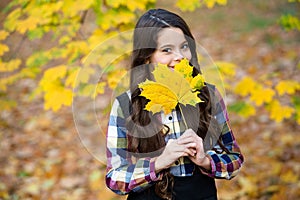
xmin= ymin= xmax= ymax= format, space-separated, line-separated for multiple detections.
xmin=0 ymin=44 xmax=9 ymax=57
xmin=62 ymin=0 xmax=93 ymax=17
xmin=106 ymin=0 xmax=126 ymax=8
xmin=216 ymin=0 xmax=227 ymax=5
xmin=39 ymin=65 xmax=73 ymax=111
xmin=0 ymin=30 xmax=9 ymax=41
xmin=205 ymin=0 xmax=216 ymax=9
xmin=173 ymin=58 xmax=205 ymax=89
xmin=107 ymin=69 xmax=127 ymax=89
xmin=65 ymin=68 xmax=80 ymax=88
xmin=190 ymin=74 xmax=205 ymax=90
xmin=243 ymin=105 xmax=256 ymax=117
xmin=234 ymin=76 xmax=257 ymax=97
xmin=229 ymin=101 xmax=257 ymax=118
xmin=214 ymin=61 xmax=237 ymax=77
xmin=268 ymin=100 xmax=295 ymax=122
xmin=280 ymin=170 xmax=299 ymax=183
xmin=4 ymin=8 xmax=21 ymax=32
xmin=238 ymin=176 xmax=258 ymax=198
xmin=0 ymin=59 xmax=21 ymax=73
xmin=139 ymin=61 xmax=203 ymax=114
xmin=0 ymin=98 xmax=17 ymax=110
xmin=63 ymin=41 xmax=90 ymax=63
xmin=25 ymin=1 xmax=63 ymax=25
xmin=79 ymin=84 xmax=96 ymax=97
xmin=250 ymin=87 xmax=275 ymax=106
xmin=43 ymin=65 xmax=67 ymax=82
xmin=0 ymin=74 xmax=19 ymax=91
xmin=176 ymin=0 xmax=228 ymax=11
xmin=175 ymin=0 xmax=200 ymax=12
xmin=127 ymin=0 xmax=155 ymax=11
xmin=96 ymin=82 xmax=106 ymax=95
xmin=139 ymin=80 xmax=180 ymax=114
xmin=275 ymin=80 xmax=300 ymax=96
xmin=205 ymin=0 xmax=227 ymax=9
xmin=279 ymin=14 xmax=300 ymax=31
xmin=44 ymin=86 xmax=73 ymax=111
xmin=97 ymin=8 xmax=135 ymax=30
xmin=16 ymin=16 xmax=40 ymax=34
xmin=75 ymin=66 xmax=95 ymax=85
xmin=174 ymin=58 xmax=193 ymax=81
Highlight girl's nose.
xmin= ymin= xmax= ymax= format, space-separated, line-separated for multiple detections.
xmin=173 ymin=51 xmax=184 ymax=62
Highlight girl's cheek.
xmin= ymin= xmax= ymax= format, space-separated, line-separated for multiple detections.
xmin=158 ymin=58 xmax=172 ymax=66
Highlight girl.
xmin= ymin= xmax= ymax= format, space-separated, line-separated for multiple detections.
xmin=106 ymin=8 xmax=244 ymax=200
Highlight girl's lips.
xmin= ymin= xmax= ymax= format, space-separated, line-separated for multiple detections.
xmin=168 ymin=66 xmax=175 ymax=71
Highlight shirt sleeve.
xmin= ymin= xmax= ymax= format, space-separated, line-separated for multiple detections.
xmin=105 ymin=98 xmax=163 ymax=195
xmin=200 ymin=86 xmax=244 ymax=179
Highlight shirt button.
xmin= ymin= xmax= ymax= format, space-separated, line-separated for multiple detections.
xmin=168 ymin=116 xmax=172 ymax=120
xmin=175 ymin=160 xmax=179 ymax=165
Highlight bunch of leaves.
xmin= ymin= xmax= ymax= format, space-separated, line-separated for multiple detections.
xmin=175 ymin=0 xmax=227 ymax=11
xmin=0 ymin=0 xmax=155 ymax=111
xmin=278 ymin=0 xmax=300 ymax=31
xmin=1 ymin=0 xmax=299 ymax=127
xmin=0 ymin=0 xmax=225 ymax=113
xmin=230 ymin=76 xmax=300 ymax=124
xmin=138 ymin=58 xmax=205 ymax=114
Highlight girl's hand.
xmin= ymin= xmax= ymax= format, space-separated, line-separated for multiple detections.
xmin=154 ymin=138 xmax=196 ymax=173
xmin=177 ymin=129 xmax=211 ymax=170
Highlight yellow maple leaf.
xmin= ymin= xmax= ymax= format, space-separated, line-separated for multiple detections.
xmin=43 ymin=65 xmax=67 ymax=81
xmin=174 ymin=58 xmax=193 ymax=80
xmin=0 ymin=43 xmax=9 ymax=57
xmin=62 ymin=0 xmax=93 ymax=17
xmin=191 ymin=74 xmax=205 ymax=90
xmin=44 ymin=87 xmax=73 ymax=111
xmin=65 ymin=68 xmax=80 ymax=88
xmin=234 ymin=76 xmax=257 ymax=97
xmin=107 ymin=68 xmax=127 ymax=89
xmin=139 ymin=62 xmax=202 ymax=114
xmin=250 ymin=87 xmax=275 ymax=106
xmin=217 ymin=0 xmax=227 ymax=6
xmin=275 ymin=80 xmax=300 ymax=96
xmin=0 ymin=59 xmax=21 ymax=72
xmin=139 ymin=80 xmax=178 ymax=114
xmin=268 ymin=100 xmax=295 ymax=122
xmin=16 ymin=16 xmax=40 ymax=34
xmin=205 ymin=0 xmax=216 ymax=9
xmin=214 ymin=61 xmax=236 ymax=77
xmin=0 ymin=30 xmax=9 ymax=41
xmin=175 ymin=0 xmax=201 ymax=11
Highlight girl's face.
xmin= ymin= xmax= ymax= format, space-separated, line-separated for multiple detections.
xmin=150 ymin=27 xmax=192 ymax=69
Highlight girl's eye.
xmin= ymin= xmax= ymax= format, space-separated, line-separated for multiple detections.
xmin=181 ymin=43 xmax=189 ymax=50
xmin=162 ymin=48 xmax=172 ymax=53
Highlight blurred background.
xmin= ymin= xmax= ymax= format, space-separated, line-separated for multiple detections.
xmin=0 ymin=0 xmax=299 ymax=199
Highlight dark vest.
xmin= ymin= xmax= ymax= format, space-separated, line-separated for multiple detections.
xmin=116 ymin=92 xmax=217 ymax=200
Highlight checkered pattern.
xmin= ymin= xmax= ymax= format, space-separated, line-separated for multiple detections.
xmin=106 ymin=87 xmax=244 ymax=195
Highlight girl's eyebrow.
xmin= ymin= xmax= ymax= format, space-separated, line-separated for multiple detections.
xmin=158 ymin=44 xmax=173 ymax=49
xmin=158 ymin=40 xmax=188 ymax=49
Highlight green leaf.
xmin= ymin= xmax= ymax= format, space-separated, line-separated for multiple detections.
xmin=228 ymin=101 xmax=256 ymax=117
xmin=27 ymin=27 xmax=45 ymax=40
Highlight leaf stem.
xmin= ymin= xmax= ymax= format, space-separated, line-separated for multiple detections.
xmin=179 ymin=104 xmax=188 ymax=130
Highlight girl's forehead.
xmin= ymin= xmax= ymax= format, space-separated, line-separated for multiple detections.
xmin=156 ymin=27 xmax=186 ymax=45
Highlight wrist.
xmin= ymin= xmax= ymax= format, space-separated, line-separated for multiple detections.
xmin=151 ymin=156 xmax=165 ymax=173
xmin=198 ymin=155 xmax=211 ymax=170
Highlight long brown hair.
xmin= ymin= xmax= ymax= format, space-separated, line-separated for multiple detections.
xmin=126 ymin=9 xmax=220 ymax=199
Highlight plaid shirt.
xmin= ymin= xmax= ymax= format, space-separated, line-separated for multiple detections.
xmin=106 ymin=86 xmax=244 ymax=195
